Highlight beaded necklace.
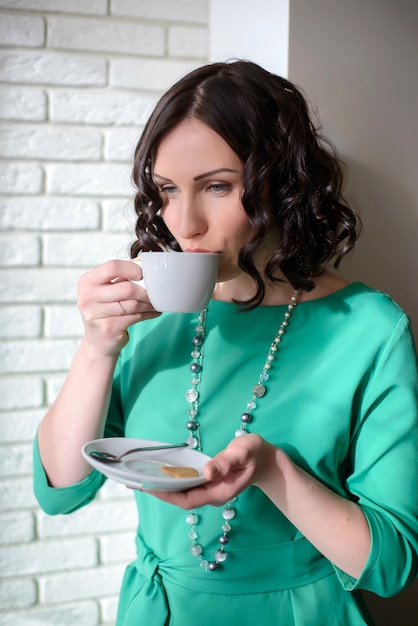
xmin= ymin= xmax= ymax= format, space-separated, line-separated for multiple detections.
xmin=183 ymin=290 xmax=299 ymax=571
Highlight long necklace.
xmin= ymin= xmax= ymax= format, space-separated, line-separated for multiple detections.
xmin=183 ymin=290 xmax=299 ymax=571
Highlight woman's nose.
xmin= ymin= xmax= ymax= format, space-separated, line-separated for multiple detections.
xmin=176 ymin=197 xmax=208 ymax=240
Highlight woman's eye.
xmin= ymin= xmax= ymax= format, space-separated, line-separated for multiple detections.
xmin=207 ymin=182 xmax=231 ymax=193
xmin=160 ymin=185 xmax=178 ymax=194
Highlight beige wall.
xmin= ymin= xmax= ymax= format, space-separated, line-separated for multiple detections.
xmin=288 ymin=1 xmax=418 ymax=622
xmin=289 ymin=0 xmax=418 ymax=339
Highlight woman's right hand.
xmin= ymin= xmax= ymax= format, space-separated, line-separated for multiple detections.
xmin=77 ymin=259 xmax=161 ymax=356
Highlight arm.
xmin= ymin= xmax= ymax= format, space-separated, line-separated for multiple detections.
xmin=37 ymin=259 xmax=160 ymax=487
xmin=150 ymin=434 xmax=370 ymax=579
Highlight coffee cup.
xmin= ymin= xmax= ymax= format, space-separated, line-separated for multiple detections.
xmin=135 ymin=252 xmax=219 ymax=312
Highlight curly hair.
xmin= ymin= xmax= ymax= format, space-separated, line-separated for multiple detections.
xmin=130 ymin=60 xmax=359 ymax=309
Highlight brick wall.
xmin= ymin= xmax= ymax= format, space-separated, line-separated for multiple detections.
xmin=0 ymin=1 xmax=208 ymax=624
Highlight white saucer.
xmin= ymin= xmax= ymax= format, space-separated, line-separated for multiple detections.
xmin=82 ymin=437 xmax=211 ymax=492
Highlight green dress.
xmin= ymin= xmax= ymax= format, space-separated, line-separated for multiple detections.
xmin=33 ymin=283 xmax=418 ymax=625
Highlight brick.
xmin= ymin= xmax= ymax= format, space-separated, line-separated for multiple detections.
xmin=0 ymin=442 xmax=32 ymax=477
xmin=0 ymin=376 xmax=44 ymax=410
xmin=100 ymin=595 xmax=119 ymax=625
xmin=0 ymin=304 xmax=42 ymax=338
xmin=168 ymin=25 xmax=208 ymax=58
xmin=47 ymin=163 xmax=132 ymax=197
xmin=0 ymin=537 xmax=98 ymax=576
xmin=0 ymin=601 xmax=99 ymax=626
xmin=0 ymin=476 xmax=37 ymax=510
xmin=0 ymin=197 xmax=100 ymax=230
xmin=99 ymin=478 xmax=132 ymax=501
xmin=0 ymin=125 xmax=102 ymax=161
xmin=0 ymin=409 xmax=44 ymax=442
xmin=50 ymin=89 xmax=156 ymax=126
xmin=45 ymin=373 xmax=67 ymax=405
xmin=100 ymin=532 xmax=135 ymax=564
xmin=43 ymin=233 xmax=131 ymax=266
xmin=0 ymin=50 xmax=106 ymax=86
xmin=0 ymin=511 xmax=35 ymax=545
xmin=0 ymin=163 xmax=43 ymax=194
xmin=0 ymin=0 xmax=107 ymax=14
xmin=0 ymin=578 xmax=37 ymax=610
xmin=0 ymin=13 xmax=45 ymax=47
xmin=38 ymin=500 xmax=136 ymax=539
xmin=40 ymin=563 xmax=125 ymax=603
xmin=0 ymin=87 xmax=47 ymax=121
xmin=101 ymin=199 xmax=136 ymax=233
xmin=110 ymin=57 xmax=199 ymax=91
xmin=0 ymin=306 xmax=42 ymax=339
xmin=0 ymin=268 xmax=81 ymax=303
xmin=48 ymin=16 xmax=164 ymax=56
xmin=104 ymin=126 xmax=139 ymax=162
xmin=111 ymin=0 xmax=208 ymax=23
xmin=0 ymin=339 xmax=79 ymax=374
xmin=44 ymin=305 xmax=83 ymax=338
xmin=0 ymin=234 xmax=41 ymax=266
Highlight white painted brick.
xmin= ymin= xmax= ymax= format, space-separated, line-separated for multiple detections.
xmin=0 ymin=601 xmax=99 ymax=626
xmin=0 ymin=537 xmax=98 ymax=576
xmin=47 ymin=163 xmax=132 ymax=197
xmin=0 ymin=197 xmax=100 ymax=230
xmin=99 ymin=478 xmax=133 ymax=501
xmin=110 ymin=57 xmax=199 ymax=91
xmin=0 ymin=51 xmax=106 ymax=86
xmin=0 ymin=163 xmax=43 ymax=194
xmin=43 ymin=233 xmax=131 ymax=266
xmin=38 ymin=500 xmax=136 ymax=539
xmin=0 ymin=409 xmax=44 ymax=442
xmin=0 ymin=376 xmax=43 ymax=410
xmin=39 ymin=563 xmax=125 ymax=603
xmin=0 ymin=0 xmax=107 ymax=15
xmin=168 ymin=25 xmax=208 ymax=58
xmin=0 ymin=306 xmax=42 ymax=339
xmin=100 ymin=532 xmax=135 ymax=564
xmin=0 ymin=511 xmax=35 ymax=545
xmin=0 ymin=339 xmax=79 ymax=374
xmin=0 ymin=234 xmax=40 ymax=266
xmin=0 ymin=125 xmax=102 ymax=161
xmin=111 ymin=0 xmax=208 ymax=23
xmin=0 ymin=268 xmax=81 ymax=303
xmin=0 ymin=87 xmax=47 ymax=121
xmin=0 ymin=476 xmax=37 ymax=510
xmin=100 ymin=595 xmax=119 ymax=625
xmin=0 ymin=443 xmax=32 ymax=476
xmin=0 ymin=13 xmax=45 ymax=47
xmin=101 ymin=199 xmax=136 ymax=233
xmin=45 ymin=373 xmax=67 ymax=405
xmin=50 ymin=89 xmax=156 ymax=126
xmin=48 ymin=16 xmax=165 ymax=56
xmin=104 ymin=126 xmax=139 ymax=162
xmin=44 ymin=305 xmax=83 ymax=338
xmin=0 ymin=578 xmax=37 ymax=610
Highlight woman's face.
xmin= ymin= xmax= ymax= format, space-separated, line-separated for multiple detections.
xmin=152 ymin=118 xmax=255 ymax=284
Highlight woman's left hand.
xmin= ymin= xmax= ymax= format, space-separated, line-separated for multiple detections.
xmin=147 ymin=434 xmax=277 ymax=509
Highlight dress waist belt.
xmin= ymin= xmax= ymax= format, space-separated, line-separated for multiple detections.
xmin=116 ymin=536 xmax=335 ymax=625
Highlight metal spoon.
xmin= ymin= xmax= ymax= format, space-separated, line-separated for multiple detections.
xmin=88 ymin=442 xmax=189 ymax=463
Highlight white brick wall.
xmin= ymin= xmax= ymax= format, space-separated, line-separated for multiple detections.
xmin=0 ymin=2 xmax=208 ymax=624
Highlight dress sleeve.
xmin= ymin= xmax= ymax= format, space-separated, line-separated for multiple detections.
xmin=33 ymin=359 xmax=125 ymax=515
xmin=334 ymin=314 xmax=418 ymax=596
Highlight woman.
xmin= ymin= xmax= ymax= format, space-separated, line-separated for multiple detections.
xmin=34 ymin=61 xmax=418 ymax=625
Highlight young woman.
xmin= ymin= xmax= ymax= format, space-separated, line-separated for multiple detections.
xmin=34 ymin=60 xmax=418 ymax=625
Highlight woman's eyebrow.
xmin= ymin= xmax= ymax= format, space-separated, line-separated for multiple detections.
xmin=153 ymin=168 xmax=240 ymax=183
xmin=193 ymin=168 xmax=240 ymax=181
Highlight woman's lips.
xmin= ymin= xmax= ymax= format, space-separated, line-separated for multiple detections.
xmin=184 ymin=248 xmax=219 ymax=254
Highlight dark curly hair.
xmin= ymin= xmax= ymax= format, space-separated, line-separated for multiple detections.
xmin=130 ymin=60 xmax=359 ymax=309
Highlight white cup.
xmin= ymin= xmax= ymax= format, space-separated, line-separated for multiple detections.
xmin=137 ymin=252 xmax=219 ymax=312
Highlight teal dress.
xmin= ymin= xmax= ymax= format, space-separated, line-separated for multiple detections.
xmin=33 ymin=283 xmax=418 ymax=625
